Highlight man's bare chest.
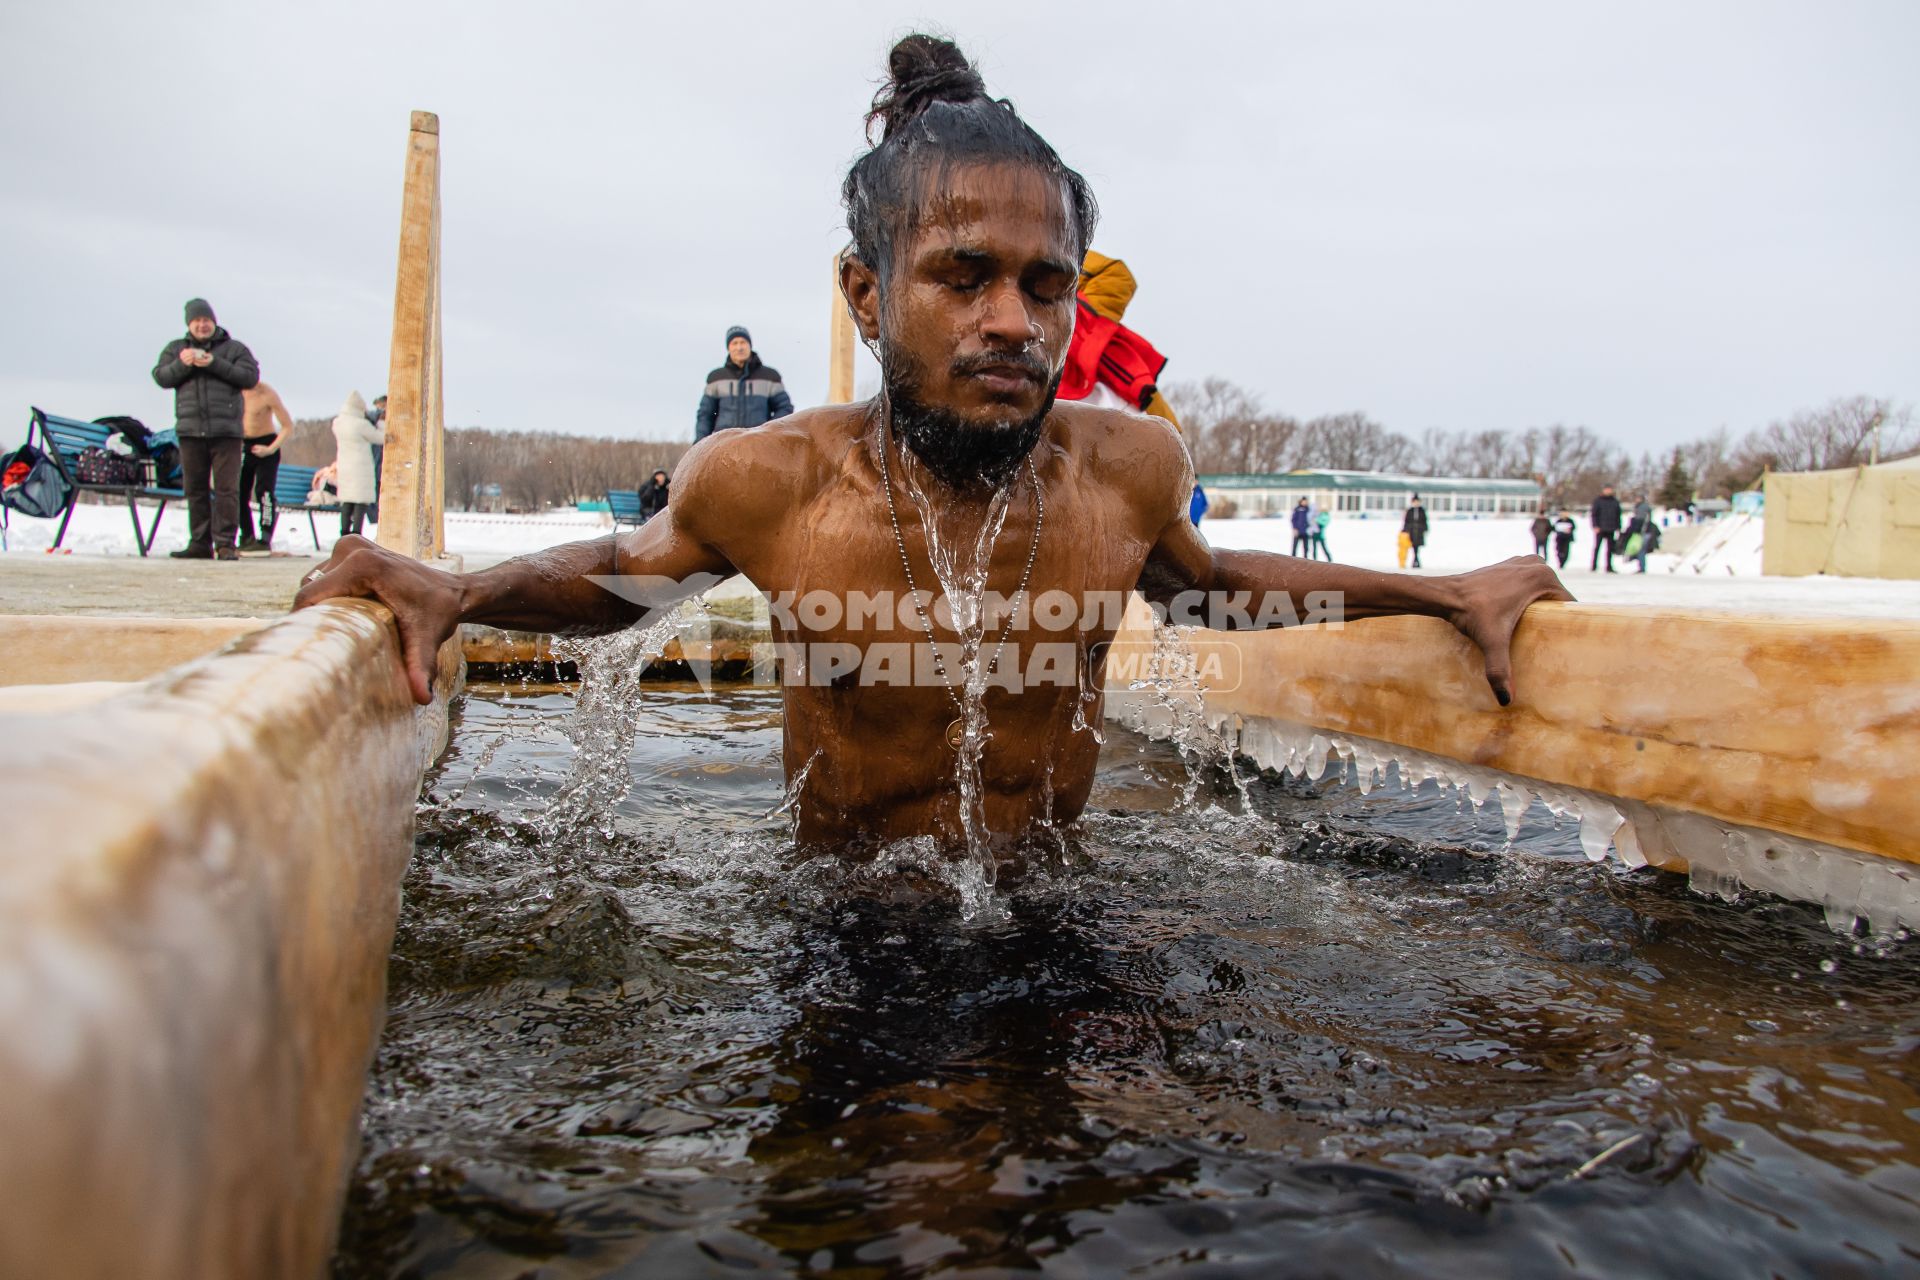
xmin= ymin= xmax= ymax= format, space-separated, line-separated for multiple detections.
xmin=736 ymin=490 xmax=1150 ymax=654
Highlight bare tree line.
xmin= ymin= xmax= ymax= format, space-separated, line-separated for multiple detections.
xmin=279 ymin=420 xmax=688 ymax=511
xmin=1162 ymin=379 xmax=1916 ymax=508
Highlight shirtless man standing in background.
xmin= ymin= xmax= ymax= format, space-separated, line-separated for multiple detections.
xmin=238 ymin=378 xmax=293 ymax=555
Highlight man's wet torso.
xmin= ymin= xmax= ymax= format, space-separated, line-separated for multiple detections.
xmin=696 ymin=401 xmax=1180 ymax=850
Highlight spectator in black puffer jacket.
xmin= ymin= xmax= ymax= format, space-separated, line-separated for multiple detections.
xmin=152 ymin=297 xmax=259 ymax=559
xmin=695 ymin=326 xmax=794 ymax=441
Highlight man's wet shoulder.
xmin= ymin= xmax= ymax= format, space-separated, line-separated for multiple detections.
xmin=681 ymin=404 xmax=863 ymax=494
xmin=1048 ymin=400 xmax=1186 ymax=476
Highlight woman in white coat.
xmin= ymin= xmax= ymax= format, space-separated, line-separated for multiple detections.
xmin=331 ymin=391 xmax=385 ymax=537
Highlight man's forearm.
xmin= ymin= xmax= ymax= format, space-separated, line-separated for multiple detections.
xmin=454 ymin=537 xmax=646 ymax=635
xmin=450 ymin=535 xmax=723 ymax=636
xmin=1210 ymin=549 xmax=1465 ymax=626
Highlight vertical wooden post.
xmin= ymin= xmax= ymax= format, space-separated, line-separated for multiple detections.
xmin=828 ymin=251 xmax=857 ymax=404
xmin=377 ymin=110 xmax=447 ymax=561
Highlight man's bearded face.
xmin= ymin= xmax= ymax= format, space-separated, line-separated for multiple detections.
xmin=881 ymin=334 xmax=1062 ymax=490
xmin=876 ymin=163 xmax=1080 ymax=489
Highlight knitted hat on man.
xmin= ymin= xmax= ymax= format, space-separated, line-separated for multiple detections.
xmin=184 ymin=298 xmax=216 ymax=324
xmin=725 ymin=325 xmax=751 ymax=347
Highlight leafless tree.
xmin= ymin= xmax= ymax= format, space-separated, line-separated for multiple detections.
xmin=1158 ymin=374 xmax=1916 ymax=511
xmin=1676 ymin=427 xmax=1738 ymax=499
xmin=1161 ymin=377 xmax=1286 ymax=473
xmin=1731 ymin=395 xmax=1915 ymax=476
xmin=1512 ymin=424 xmax=1629 ymax=508
xmin=1295 ymin=413 xmax=1415 ymax=472
xmin=280 ymin=418 xmax=336 ymax=467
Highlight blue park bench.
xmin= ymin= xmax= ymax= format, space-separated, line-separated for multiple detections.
xmin=608 ymin=488 xmax=644 ymax=529
xmin=14 ymin=407 xmax=184 ymax=556
xmin=260 ymin=463 xmax=340 ymax=551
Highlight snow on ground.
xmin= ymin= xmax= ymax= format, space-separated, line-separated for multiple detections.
xmin=8 ymin=503 xmax=1920 ymax=621
xmin=0 ymin=501 xmax=615 ymax=562
xmin=1202 ymin=514 xmax=1920 ymax=620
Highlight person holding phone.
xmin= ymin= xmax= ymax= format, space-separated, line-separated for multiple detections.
xmin=152 ymin=298 xmax=259 ymax=559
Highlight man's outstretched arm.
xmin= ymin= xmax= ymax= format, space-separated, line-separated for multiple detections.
xmin=294 ymin=487 xmax=736 ymax=705
xmin=1135 ymin=441 xmax=1571 ymax=706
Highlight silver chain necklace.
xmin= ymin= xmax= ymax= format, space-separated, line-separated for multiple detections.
xmin=877 ymin=418 xmax=1044 ymax=751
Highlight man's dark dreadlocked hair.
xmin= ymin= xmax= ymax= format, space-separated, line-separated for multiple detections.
xmin=842 ymin=34 xmax=1099 ymax=286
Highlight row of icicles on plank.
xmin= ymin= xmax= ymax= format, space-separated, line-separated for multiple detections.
xmin=1108 ymin=693 xmax=1918 ymax=941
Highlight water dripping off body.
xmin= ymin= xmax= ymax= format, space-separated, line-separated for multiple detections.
xmin=885 ymin=421 xmax=1035 ymax=886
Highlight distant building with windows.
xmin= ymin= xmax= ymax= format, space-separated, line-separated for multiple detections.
xmin=1196 ymin=469 xmax=1543 ymax=518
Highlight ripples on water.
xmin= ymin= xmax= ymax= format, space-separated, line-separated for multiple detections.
xmin=333 ymin=683 xmax=1920 ymax=1278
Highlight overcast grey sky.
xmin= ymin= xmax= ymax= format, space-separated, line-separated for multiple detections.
xmin=2 ymin=1 xmax=1913 ymax=456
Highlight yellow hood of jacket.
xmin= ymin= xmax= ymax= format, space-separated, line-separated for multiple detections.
xmin=1078 ymin=250 xmax=1137 ymax=323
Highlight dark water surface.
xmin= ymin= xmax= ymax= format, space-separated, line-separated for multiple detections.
xmin=333 ymin=683 xmax=1920 ymax=1278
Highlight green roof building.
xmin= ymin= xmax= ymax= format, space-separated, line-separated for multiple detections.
xmin=1195 ymin=469 xmax=1543 ymax=518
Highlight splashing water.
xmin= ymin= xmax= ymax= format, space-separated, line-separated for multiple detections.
xmin=1117 ymin=615 xmax=1249 ymax=812
xmin=895 ymin=445 xmax=1020 ymax=885
xmin=540 ymin=608 xmax=697 ymax=850
xmin=1068 ymin=636 xmax=1106 ymax=747
xmin=763 ymin=747 xmax=822 ymax=841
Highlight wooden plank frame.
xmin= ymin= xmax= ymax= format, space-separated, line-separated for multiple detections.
xmin=828 ymin=250 xmax=857 ymax=404
xmin=376 ymin=110 xmax=447 ymax=561
xmin=1103 ymin=599 xmax=1920 ymax=868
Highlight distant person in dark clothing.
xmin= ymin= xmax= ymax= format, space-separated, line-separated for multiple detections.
xmin=1290 ymin=497 xmax=1312 ymax=556
xmin=1551 ymin=510 xmax=1576 ymax=568
xmin=1627 ymin=493 xmax=1656 ymax=573
xmin=1188 ymin=482 xmax=1208 ymax=525
xmin=1530 ymin=510 xmax=1552 ymax=560
xmin=1402 ymin=496 xmax=1429 ymax=569
xmin=152 ymin=297 xmax=259 ymax=559
xmin=639 ymin=469 xmax=671 ymax=522
xmin=1590 ymin=484 xmax=1622 ymax=573
xmin=695 ymin=326 xmax=794 ymax=441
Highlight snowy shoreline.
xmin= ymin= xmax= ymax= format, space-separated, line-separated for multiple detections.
xmin=6 ymin=504 xmax=1918 ymax=620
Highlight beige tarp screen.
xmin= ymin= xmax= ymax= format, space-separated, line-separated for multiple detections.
xmin=1763 ymin=454 xmax=1920 ymax=578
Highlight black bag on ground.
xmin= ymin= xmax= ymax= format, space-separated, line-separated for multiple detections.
xmin=1 ymin=441 xmax=74 ymax=519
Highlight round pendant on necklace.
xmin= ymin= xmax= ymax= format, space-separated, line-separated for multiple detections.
xmin=945 ymin=717 xmax=965 ymax=750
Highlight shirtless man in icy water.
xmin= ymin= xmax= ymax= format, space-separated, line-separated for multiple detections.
xmin=297 ymin=34 xmax=1569 ymax=852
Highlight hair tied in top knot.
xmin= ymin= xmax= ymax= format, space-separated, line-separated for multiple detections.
xmin=843 ymin=32 xmax=1098 ymax=285
xmin=867 ymin=34 xmax=987 ymax=142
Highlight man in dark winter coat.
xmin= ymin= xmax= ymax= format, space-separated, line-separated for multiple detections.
xmin=1402 ymin=495 xmax=1430 ymax=569
xmin=695 ymin=326 xmax=794 ymax=441
xmin=1589 ymin=484 xmax=1622 ymax=573
xmin=638 ymin=469 xmax=670 ymax=521
xmin=153 ymin=298 xmax=260 ymax=559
